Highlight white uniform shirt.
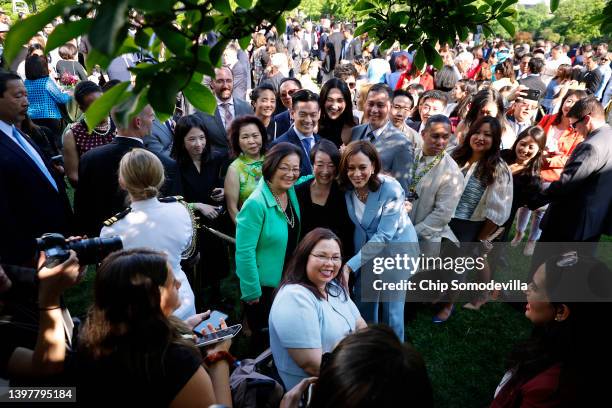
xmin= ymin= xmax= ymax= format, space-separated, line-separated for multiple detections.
xmin=100 ymin=198 xmax=196 ymax=320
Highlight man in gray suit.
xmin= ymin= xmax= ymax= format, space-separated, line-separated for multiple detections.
xmin=144 ymin=118 xmax=174 ymax=158
xmin=351 ymin=83 xmax=414 ymax=192
xmin=223 ymin=44 xmax=249 ymax=101
xmin=194 ymin=67 xmax=254 ymax=159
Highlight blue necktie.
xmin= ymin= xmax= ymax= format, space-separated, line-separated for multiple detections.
xmin=12 ymin=127 xmax=58 ymax=191
xmin=302 ymin=137 xmax=313 ymax=156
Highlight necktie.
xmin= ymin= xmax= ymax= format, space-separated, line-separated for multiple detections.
xmin=366 ymin=131 xmax=376 ymax=144
xmin=302 ymin=137 xmax=313 ymax=156
xmin=221 ymin=103 xmax=233 ymax=129
xmin=12 ymin=127 xmax=58 ymax=191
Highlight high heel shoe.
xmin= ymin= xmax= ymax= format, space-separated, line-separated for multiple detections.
xmin=432 ymin=304 xmax=455 ymax=323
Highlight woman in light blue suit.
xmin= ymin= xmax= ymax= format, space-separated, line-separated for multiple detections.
xmin=338 ymin=141 xmax=419 ymax=341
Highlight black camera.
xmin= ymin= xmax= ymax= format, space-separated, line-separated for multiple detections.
xmin=36 ymin=233 xmax=123 ymax=268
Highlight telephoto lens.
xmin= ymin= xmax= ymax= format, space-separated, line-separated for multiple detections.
xmin=36 ymin=233 xmax=123 ymax=267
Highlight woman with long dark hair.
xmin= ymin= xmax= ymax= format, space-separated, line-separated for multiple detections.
xmin=321 ymin=42 xmax=336 ymax=84
xmin=437 ymin=116 xmax=512 ymax=316
xmin=171 ymin=114 xmax=230 ymax=309
xmin=318 ymin=78 xmax=357 ymax=147
xmin=491 ymin=254 xmax=612 ymax=407
xmin=269 ymin=228 xmax=366 ymax=390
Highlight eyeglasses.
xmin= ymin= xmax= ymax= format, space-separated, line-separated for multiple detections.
xmin=310 ymin=253 xmax=342 ymax=263
xmin=570 ymin=115 xmax=587 ymax=129
xmin=277 ymin=166 xmax=301 ymax=174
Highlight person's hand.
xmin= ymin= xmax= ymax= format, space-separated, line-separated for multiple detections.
xmin=203 ymin=318 xmax=232 ymax=354
xmin=280 ymin=377 xmax=317 ymax=408
xmin=52 ymin=164 xmax=65 ymax=175
xmin=404 ymin=199 xmax=413 ymax=213
xmin=507 ymin=85 xmax=528 ymax=102
xmin=246 ymin=298 xmax=260 ymax=305
xmin=0 ymin=265 xmax=12 ymax=294
xmin=37 ymin=250 xmax=85 ymax=306
xmin=184 ymin=310 xmax=211 ymax=330
xmin=195 ymin=203 xmax=219 ymax=220
xmin=210 ymin=187 xmax=224 ymax=202
xmin=342 ymin=265 xmax=352 ymax=292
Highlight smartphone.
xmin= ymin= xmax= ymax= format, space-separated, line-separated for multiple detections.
xmin=195 ymin=324 xmax=242 ymax=348
xmin=51 ymin=154 xmax=64 ymax=165
xmin=193 ymin=310 xmax=228 ymax=335
xmin=523 ymin=89 xmax=541 ymax=101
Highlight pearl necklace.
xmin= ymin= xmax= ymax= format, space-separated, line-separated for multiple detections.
xmin=269 ymin=184 xmax=295 ymax=228
xmin=91 ymin=117 xmax=112 ymax=137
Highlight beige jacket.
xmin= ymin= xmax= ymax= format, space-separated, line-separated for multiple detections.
xmin=409 ymin=151 xmax=463 ymax=244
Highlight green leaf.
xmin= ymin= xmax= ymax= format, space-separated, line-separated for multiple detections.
xmin=497 ymin=16 xmax=515 ymax=37
xmin=354 ymin=19 xmax=378 ymax=37
xmin=550 ymin=0 xmax=560 ymax=12
xmin=274 ymin=16 xmax=286 ymax=37
xmin=154 ymin=25 xmax=190 ymax=57
xmin=89 ymin=0 xmax=129 ymax=56
xmin=235 ymin=0 xmax=252 ymax=8
xmin=212 ymin=0 xmax=232 ymax=15
xmin=85 ymin=81 xmax=131 ymax=131
xmin=423 ymin=42 xmax=443 ymax=70
xmin=135 ymin=28 xmax=153 ymax=49
xmin=413 ymin=47 xmax=426 ymax=72
xmin=183 ymin=81 xmax=216 ymax=114
xmin=238 ymin=35 xmax=251 ymax=50
xmin=354 ymin=0 xmax=376 ymax=11
xmin=147 ymin=72 xmax=188 ymax=117
xmin=46 ymin=19 xmax=93 ymax=53
xmin=127 ymin=0 xmax=175 ymax=12
xmin=210 ymin=38 xmax=230 ymax=67
xmin=3 ymin=0 xmax=74 ymax=65
xmin=500 ymin=0 xmax=519 ymax=10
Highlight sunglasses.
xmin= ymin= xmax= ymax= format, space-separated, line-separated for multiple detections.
xmin=570 ymin=115 xmax=587 ymax=129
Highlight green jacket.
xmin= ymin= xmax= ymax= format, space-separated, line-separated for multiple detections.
xmin=235 ymin=178 xmax=301 ymax=301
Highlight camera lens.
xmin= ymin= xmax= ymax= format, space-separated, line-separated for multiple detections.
xmin=67 ymin=236 xmax=123 ymax=265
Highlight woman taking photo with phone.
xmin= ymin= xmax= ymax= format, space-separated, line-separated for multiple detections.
xmin=337 ymin=141 xmax=419 ymax=341
xmin=171 ymin=115 xmax=231 ymax=310
xmin=235 ymin=142 xmax=302 ymax=354
xmin=269 ymin=228 xmax=366 ymax=390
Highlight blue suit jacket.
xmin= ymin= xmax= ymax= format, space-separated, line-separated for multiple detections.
xmin=270 ymin=127 xmax=320 ymax=177
xmin=344 ymin=175 xmax=419 ymax=273
xmin=273 ymin=110 xmax=291 ymax=138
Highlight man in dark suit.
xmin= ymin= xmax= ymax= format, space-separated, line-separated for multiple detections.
xmin=532 ymin=97 xmax=612 ymax=243
xmin=272 ymin=78 xmax=302 ymax=138
xmin=328 ymin=22 xmax=344 ymax=64
xmin=287 ymin=26 xmax=309 ymax=75
xmin=351 ymin=84 xmax=414 ymax=192
xmin=270 ymin=89 xmax=320 ymax=176
xmin=579 ymin=51 xmax=603 ymax=96
xmin=194 ymin=67 xmax=253 ymax=159
xmin=518 ymin=57 xmax=547 ymax=99
xmin=74 ymin=105 xmax=178 ymax=237
xmin=339 ymin=27 xmax=362 ymax=62
xmin=0 ymin=72 xmax=72 ymax=266
xmin=528 ymin=97 xmax=612 ymax=276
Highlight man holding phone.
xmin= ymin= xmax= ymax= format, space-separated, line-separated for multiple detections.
xmin=507 ymin=93 xmax=539 ymax=140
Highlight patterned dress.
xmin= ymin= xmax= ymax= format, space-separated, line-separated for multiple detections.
xmin=229 ymin=153 xmax=264 ymax=207
xmin=72 ymin=119 xmax=116 ymax=157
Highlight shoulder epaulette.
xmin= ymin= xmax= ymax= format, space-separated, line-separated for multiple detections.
xmin=103 ymin=207 xmax=132 ymax=226
xmin=158 ymin=195 xmax=185 ymax=203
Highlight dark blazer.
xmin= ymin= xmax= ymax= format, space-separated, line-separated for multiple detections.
xmin=74 ymin=137 xmax=179 ymax=237
xmin=407 ymin=120 xmax=421 ymax=133
xmin=328 ymin=32 xmax=344 ymax=64
xmin=351 ymin=123 xmax=415 ymax=192
xmin=143 ymin=119 xmax=174 ymax=158
xmin=518 ymin=74 xmax=547 ymax=99
xmin=340 ymin=38 xmax=362 ymax=61
xmin=273 ymin=110 xmax=291 ymax=139
xmin=0 ymin=128 xmax=73 ymax=266
xmin=194 ymin=97 xmax=253 ymax=159
xmin=270 ymin=127 xmax=320 ymax=176
xmin=533 ymin=125 xmax=612 ymax=241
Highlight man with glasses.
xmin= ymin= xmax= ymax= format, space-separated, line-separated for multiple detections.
xmin=272 ymin=78 xmax=302 ymax=136
xmin=507 ymin=96 xmax=538 ymax=145
xmin=407 ymin=90 xmax=449 ymax=136
xmin=271 ymin=89 xmax=321 ymax=176
xmin=389 ymin=90 xmax=421 ymax=148
xmin=351 ymin=84 xmax=414 ymax=192
xmin=580 ymin=51 xmax=603 ymax=96
xmin=530 ymin=96 xmax=612 ymax=248
xmin=195 ymin=66 xmax=253 ymax=159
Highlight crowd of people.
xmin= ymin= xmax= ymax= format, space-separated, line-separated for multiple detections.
xmin=1 ymin=13 xmax=612 ymax=407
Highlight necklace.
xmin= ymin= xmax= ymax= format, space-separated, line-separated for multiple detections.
xmin=91 ymin=117 xmax=112 ymax=137
xmin=355 ymin=188 xmax=369 ymax=203
xmin=407 ymin=151 xmax=444 ymax=201
xmin=268 ymin=184 xmax=295 ymax=228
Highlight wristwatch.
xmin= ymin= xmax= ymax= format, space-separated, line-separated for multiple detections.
xmin=203 ymin=351 xmax=236 ymax=367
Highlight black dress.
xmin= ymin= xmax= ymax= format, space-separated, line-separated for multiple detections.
xmin=177 ymin=155 xmax=231 ymax=309
xmin=295 ymin=178 xmax=355 ymax=258
xmin=317 ymin=118 xmax=344 ymax=148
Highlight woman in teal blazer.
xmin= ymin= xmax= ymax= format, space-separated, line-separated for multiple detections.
xmin=235 ymin=142 xmax=303 ymax=354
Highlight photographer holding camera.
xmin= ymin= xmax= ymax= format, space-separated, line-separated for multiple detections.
xmin=4 ymin=248 xmax=233 ymax=407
